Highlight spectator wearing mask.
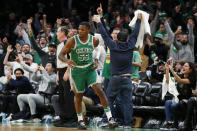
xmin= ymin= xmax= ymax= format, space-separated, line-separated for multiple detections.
xmin=6 ymin=68 xmax=34 ymax=94
xmin=1 ymin=68 xmax=34 ymax=114
xmin=17 ymin=62 xmax=56 ymax=122
xmin=145 ymin=57 xmax=166 ymax=84
xmin=173 ymin=19 xmax=195 ymax=62
xmin=164 ymin=18 xmax=180 ymax=61
xmin=150 ymin=57 xmax=166 ymax=83
xmin=144 ymin=33 xmax=168 ymax=66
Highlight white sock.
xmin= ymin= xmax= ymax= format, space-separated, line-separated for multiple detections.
xmin=104 ymin=106 xmax=112 ymax=120
xmin=77 ymin=112 xmax=83 ymax=121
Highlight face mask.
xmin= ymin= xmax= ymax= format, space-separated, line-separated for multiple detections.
xmin=16 ymin=76 xmax=23 ymax=80
xmin=182 ymin=42 xmax=187 ymax=45
xmin=146 ymin=70 xmax=152 ymax=77
xmin=4 ymin=70 xmax=10 ymax=76
xmin=25 ymin=62 xmax=30 ymax=66
xmin=155 ymin=41 xmax=160 ymax=45
xmin=0 ymin=49 xmax=3 ymax=54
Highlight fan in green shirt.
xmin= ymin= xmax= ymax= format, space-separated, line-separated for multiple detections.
xmin=131 ymin=50 xmax=142 ymax=83
xmin=102 ymin=48 xmax=111 ymax=79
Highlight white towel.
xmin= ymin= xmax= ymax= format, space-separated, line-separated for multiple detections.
xmin=129 ymin=10 xmax=151 ymax=48
xmin=162 ymin=74 xmax=179 ymax=103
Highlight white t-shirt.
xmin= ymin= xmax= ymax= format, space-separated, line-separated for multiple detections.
xmin=93 ymin=45 xmax=106 ymax=70
xmin=57 ymin=41 xmax=68 ymax=68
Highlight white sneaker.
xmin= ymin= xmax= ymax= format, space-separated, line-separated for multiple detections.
xmin=97 ymin=121 xmax=108 ymax=127
xmin=6 ymin=113 xmax=13 ymax=121
xmin=32 ymin=118 xmax=41 ymax=123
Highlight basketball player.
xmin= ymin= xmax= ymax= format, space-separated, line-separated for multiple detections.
xmin=58 ymin=22 xmax=118 ymax=130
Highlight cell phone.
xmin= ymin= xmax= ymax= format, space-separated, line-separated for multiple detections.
xmin=177 ymin=26 xmax=182 ymax=30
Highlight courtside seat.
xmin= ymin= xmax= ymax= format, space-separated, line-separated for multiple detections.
xmin=133 ymin=82 xmax=151 ymax=106
xmin=145 ymin=82 xmax=162 ymax=106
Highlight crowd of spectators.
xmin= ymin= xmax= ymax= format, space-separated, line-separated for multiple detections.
xmin=0 ymin=0 xmax=197 ymax=130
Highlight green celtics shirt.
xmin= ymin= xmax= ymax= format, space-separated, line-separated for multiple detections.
xmin=102 ymin=48 xmax=111 ymax=79
xmin=71 ymin=34 xmax=94 ymax=66
xmin=131 ymin=51 xmax=142 ymax=79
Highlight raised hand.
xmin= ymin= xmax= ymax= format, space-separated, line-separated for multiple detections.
xmin=27 ymin=18 xmax=32 ymax=25
xmin=137 ymin=13 xmax=142 ymax=19
xmin=39 ymin=65 xmax=44 ymax=70
xmin=7 ymin=45 xmax=13 ymax=53
xmin=169 ymin=59 xmax=174 ymax=70
xmin=18 ymin=53 xmax=23 ymax=62
xmin=43 ymin=14 xmax=47 ymax=19
xmin=35 ymin=66 xmax=41 ymax=72
xmin=175 ymin=27 xmax=182 ymax=35
xmin=19 ymin=22 xmax=24 ymax=30
xmin=7 ymin=74 xmax=12 ymax=82
xmin=97 ymin=3 xmax=103 ymax=15
xmin=165 ymin=63 xmax=169 ymax=70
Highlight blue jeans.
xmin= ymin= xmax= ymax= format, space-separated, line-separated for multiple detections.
xmin=165 ymin=100 xmax=180 ymax=121
xmin=106 ymin=75 xmax=132 ymax=126
xmin=102 ymin=78 xmax=123 ymax=124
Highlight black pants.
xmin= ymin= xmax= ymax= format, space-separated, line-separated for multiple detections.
xmin=53 ymin=67 xmax=77 ymax=121
xmin=184 ymin=97 xmax=197 ymax=126
xmin=0 ymin=94 xmax=19 ymax=113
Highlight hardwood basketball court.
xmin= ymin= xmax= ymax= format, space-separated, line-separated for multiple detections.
xmin=0 ymin=123 xmax=158 ymax=131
